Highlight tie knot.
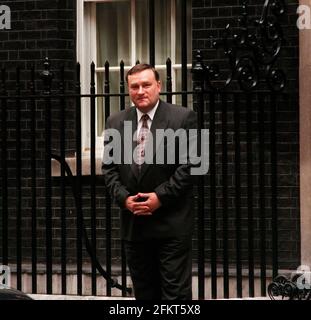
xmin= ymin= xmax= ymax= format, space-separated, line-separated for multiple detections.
xmin=141 ymin=114 xmax=149 ymax=128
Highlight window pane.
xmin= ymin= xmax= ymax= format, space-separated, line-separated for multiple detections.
xmin=157 ymin=69 xmax=167 ymax=100
xmin=136 ymin=0 xmax=149 ymax=63
xmin=97 ymin=2 xmax=131 ymax=67
xmin=155 ymin=0 xmax=171 ymax=64
xmin=175 ymin=68 xmax=193 ymax=108
xmin=175 ymin=0 xmax=192 ymax=64
xmin=97 ymin=71 xmax=130 ymax=136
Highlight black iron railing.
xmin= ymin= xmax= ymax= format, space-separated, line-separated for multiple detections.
xmin=268 ymin=275 xmax=311 ymax=300
xmin=191 ymin=0 xmax=287 ymax=299
xmin=0 ymin=0 xmax=296 ymax=299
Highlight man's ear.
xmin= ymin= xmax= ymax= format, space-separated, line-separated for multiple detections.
xmin=157 ymin=81 xmax=162 ymax=91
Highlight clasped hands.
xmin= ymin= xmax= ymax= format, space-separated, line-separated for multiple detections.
xmin=125 ymin=192 xmax=162 ymax=216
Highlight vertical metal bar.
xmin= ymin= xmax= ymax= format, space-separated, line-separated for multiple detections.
xmin=120 ymin=61 xmax=127 ymax=297
xmin=15 ymin=67 xmax=22 ymax=290
xmin=104 ymin=61 xmax=112 ymax=296
xmin=120 ymin=61 xmax=125 ymax=111
xmin=30 ymin=66 xmax=37 ymax=293
xmin=181 ymin=0 xmax=187 ymax=108
xmin=166 ymin=58 xmax=172 ymax=104
xmin=121 ymin=241 xmax=127 ymax=297
xmin=270 ymin=92 xmax=278 ymax=279
xmin=233 ymin=92 xmax=242 ymax=298
xmin=221 ymin=93 xmax=229 ymax=298
xmin=258 ymin=93 xmax=266 ymax=296
xmin=209 ymin=91 xmax=217 ymax=299
xmin=59 ymin=66 xmax=67 ymax=295
xmin=149 ymin=0 xmax=155 ymax=66
xmin=1 ymin=68 xmax=8 ymax=266
xmin=90 ymin=62 xmax=97 ymax=295
xmin=75 ymin=63 xmax=83 ymax=295
xmin=41 ymin=59 xmax=53 ymax=294
xmin=192 ymin=53 xmax=206 ymax=299
xmin=196 ymin=81 xmax=205 ymax=300
xmin=246 ymin=93 xmax=254 ymax=297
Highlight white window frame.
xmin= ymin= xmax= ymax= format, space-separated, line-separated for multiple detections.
xmin=77 ymin=0 xmax=192 ymax=153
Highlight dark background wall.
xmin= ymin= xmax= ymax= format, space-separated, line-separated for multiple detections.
xmin=0 ymin=0 xmax=76 ymax=88
xmin=0 ymin=0 xmax=78 ymax=264
xmin=0 ymin=0 xmax=300 ymax=277
xmin=192 ymin=0 xmax=300 ymax=269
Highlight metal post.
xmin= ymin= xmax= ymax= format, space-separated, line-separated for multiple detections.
xmin=40 ymin=57 xmax=54 ymax=294
xmin=192 ymin=50 xmax=206 ymax=300
xmin=90 ymin=62 xmax=97 ymax=295
xmin=30 ymin=66 xmax=37 ymax=294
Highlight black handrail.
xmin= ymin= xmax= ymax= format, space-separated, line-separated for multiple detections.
xmin=50 ymin=153 xmax=132 ymax=294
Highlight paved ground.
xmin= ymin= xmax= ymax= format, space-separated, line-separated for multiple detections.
xmin=28 ymin=294 xmax=134 ymax=300
xmin=28 ymin=294 xmax=270 ymax=300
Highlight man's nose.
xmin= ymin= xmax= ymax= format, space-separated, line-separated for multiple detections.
xmin=138 ymin=86 xmax=144 ymax=94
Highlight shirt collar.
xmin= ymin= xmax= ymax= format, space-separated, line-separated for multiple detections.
xmin=136 ymin=100 xmax=160 ymax=122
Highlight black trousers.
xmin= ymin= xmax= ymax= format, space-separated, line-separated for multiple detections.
xmin=124 ymin=236 xmax=192 ymax=300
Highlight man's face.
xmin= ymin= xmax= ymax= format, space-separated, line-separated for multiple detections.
xmin=127 ymin=69 xmax=161 ymax=113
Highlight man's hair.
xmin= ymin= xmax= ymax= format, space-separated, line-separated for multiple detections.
xmin=126 ymin=63 xmax=160 ymax=83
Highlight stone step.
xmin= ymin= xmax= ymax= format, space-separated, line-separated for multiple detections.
xmin=28 ymin=294 xmax=134 ymax=300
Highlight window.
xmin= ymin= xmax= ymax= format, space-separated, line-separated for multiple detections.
xmin=77 ymin=0 xmax=192 ymax=152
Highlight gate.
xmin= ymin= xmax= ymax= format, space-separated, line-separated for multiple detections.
xmin=0 ymin=1 xmax=295 ymax=299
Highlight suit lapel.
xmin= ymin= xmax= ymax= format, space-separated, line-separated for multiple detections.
xmin=138 ymin=100 xmax=169 ymax=180
xmin=120 ymin=107 xmax=139 ymax=178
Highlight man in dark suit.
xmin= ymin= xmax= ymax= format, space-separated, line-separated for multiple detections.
xmin=102 ymin=64 xmax=197 ymax=300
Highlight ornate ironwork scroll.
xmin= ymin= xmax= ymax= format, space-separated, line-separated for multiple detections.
xmin=193 ymin=0 xmax=286 ymax=92
xmin=268 ymin=274 xmax=311 ymax=300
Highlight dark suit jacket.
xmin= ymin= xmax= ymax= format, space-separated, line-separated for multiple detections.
xmin=102 ymin=100 xmax=197 ymax=241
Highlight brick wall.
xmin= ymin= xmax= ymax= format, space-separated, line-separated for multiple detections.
xmin=192 ymin=0 xmax=300 ymax=269
xmin=0 ymin=0 xmax=76 ymax=84
xmin=0 ymin=0 xmax=78 ymax=264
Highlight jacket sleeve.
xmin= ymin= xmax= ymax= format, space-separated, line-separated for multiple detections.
xmin=101 ymin=117 xmax=130 ymax=209
xmin=154 ymin=110 xmax=199 ymax=207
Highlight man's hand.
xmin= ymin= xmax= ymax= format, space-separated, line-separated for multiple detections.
xmin=124 ymin=192 xmax=162 ymax=216
xmin=124 ymin=194 xmax=147 ymax=213
xmin=133 ymin=192 xmax=162 ymax=215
